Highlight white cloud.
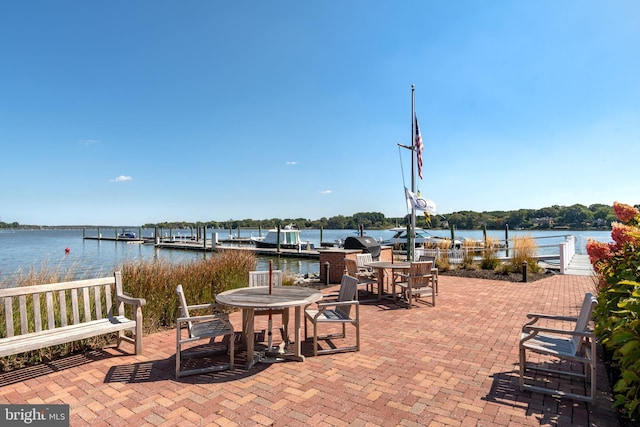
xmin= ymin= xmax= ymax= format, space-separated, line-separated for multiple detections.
xmin=109 ymin=175 xmax=133 ymax=183
xmin=286 ymin=161 xmax=297 ymax=165
xmin=319 ymin=190 xmax=332 ymax=194
xmin=81 ymin=139 xmax=100 ymax=145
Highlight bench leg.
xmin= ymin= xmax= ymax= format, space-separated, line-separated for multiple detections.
xmin=135 ymin=306 xmax=143 ymax=355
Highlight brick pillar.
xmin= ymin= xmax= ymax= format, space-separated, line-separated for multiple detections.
xmin=319 ymin=249 xmax=361 ymax=284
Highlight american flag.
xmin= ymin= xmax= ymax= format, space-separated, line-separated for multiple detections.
xmin=415 ymin=114 xmax=424 ymax=179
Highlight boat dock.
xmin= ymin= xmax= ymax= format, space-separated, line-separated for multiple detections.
xmin=155 ymin=240 xmax=321 ymax=259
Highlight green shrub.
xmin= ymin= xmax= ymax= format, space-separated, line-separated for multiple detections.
xmin=587 ymin=202 xmax=640 ymax=420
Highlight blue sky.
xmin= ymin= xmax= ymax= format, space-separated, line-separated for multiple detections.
xmin=1 ymin=1 xmax=638 ymax=226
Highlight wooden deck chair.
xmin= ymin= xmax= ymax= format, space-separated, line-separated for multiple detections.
xmin=418 ymin=255 xmax=439 ymax=294
xmin=304 ymin=275 xmax=360 ymax=356
xmin=519 ymin=293 xmax=598 ymax=402
xmin=175 ymin=284 xmax=234 ymax=378
xmin=355 ymin=253 xmax=375 ymax=274
xmin=344 ymin=258 xmax=376 ymax=298
xmin=394 ymin=261 xmax=435 ymax=308
xmin=248 ymin=270 xmax=289 ymax=340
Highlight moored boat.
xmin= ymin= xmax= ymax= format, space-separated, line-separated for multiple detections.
xmin=252 ymin=224 xmax=314 ymax=250
xmin=381 ymin=227 xmax=462 ymax=250
xmin=118 ymin=230 xmax=138 ymax=239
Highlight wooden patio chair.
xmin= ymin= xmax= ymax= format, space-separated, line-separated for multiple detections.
xmin=344 ymin=258 xmax=376 ymax=298
xmin=418 ymin=255 xmax=439 ymax=294
xmin=248 ymin=270 xmax=289 ymax=340
xmin=304 ymin=275 xmax=360 ymax=356
xmin=394 ymin=261 xmax=435 ymax=308
xmin=355 ymin=253 xmax=375 ymax=275
xmin=519 ymin=292 xmax=598 ymax=402
xmin=175 ymin=284 xmax=234 ymax=378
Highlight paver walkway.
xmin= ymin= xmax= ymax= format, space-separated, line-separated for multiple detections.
xmin=0 ymin=274 xmax=619 ymax=426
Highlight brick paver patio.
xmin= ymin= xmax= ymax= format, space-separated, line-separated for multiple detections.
xmin=0 ymin=274 xmax=620 ymax=426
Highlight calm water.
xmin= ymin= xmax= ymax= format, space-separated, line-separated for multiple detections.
xmin=0 ymin=228 xmax=612 ymax=281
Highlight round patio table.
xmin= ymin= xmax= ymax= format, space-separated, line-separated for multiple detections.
xmin=216 ymin=286 xmax=323 ymax=368
xmin=365 ymin=261 xmax=411 ymax=300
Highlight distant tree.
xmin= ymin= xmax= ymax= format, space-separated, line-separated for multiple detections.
xmin=561 ymin=204 xmax=593 ymax=227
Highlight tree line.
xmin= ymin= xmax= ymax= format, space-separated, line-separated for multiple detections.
xmin=1 ymin=203 xmax=629 ymax=231
xmin=143 ymin=203 xmax=619 ymax=231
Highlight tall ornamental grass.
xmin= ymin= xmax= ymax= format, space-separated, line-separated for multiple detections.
xmin=122 ymin=250 xmax=256 ymax=333
xmin=509 ymin=234 xmax=539 ymax=273
xmin=435 ymin=239 xmax=451 ymax=271
xmin=480 ymin=237 xmax=500 ymax=270
xmin=587 ymin=202 xmax=640 ymax=421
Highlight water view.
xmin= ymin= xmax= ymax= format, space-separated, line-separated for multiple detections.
xmin=0 ymin=227 xmax=613 ymax=281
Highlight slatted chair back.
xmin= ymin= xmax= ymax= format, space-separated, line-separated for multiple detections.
xmin=572 ymin=293 xmax=598 ymax=352
xmin=344 ymin=259 xmax=358 ymax=277
xmin=249 ymin=270 xmax=283 ymax=288
xmin=336 ymin=275 xmax=358 ymax=318
xmin=175 ymin=284 xmax=194 ymax=337
xmin=408 ymin=261 xmax=433 ymax=287
xmin=356 ymin=253 xmax=373 ymax=269
xmin=418 ymin=255 xmax=436 ymax=264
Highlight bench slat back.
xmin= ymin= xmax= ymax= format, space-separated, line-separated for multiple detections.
xmin=19 ymin=295 xmax=28 ymax=335
xmin=0 ymin=274 xmax=123 ymax=339
xmin=34 ymin=295 xmax=42 ymax=332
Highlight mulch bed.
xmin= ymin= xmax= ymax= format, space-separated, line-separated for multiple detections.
xmin=301 ymin=267 xmax=556 ymax=288
xmin=439 ymin=267 xmax=556 ymax=283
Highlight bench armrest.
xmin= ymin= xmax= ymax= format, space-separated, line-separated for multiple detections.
xmin=117 ymin=294 xmax=147 ymax=307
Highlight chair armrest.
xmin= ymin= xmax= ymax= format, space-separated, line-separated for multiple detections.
xmin=526 ymin=313 xmax=578 ymax=322
xmin=522 ymin=313 xmax=578 ymax=330
xmin=522 ymin=325 xmax=593 ymax=337
xmin=117 ymin=294 xmax=146 ymax=307
xmin=187 ymin=303 xmax=218 ymax=311
xmin=317 ymin=300 xmax=358 ymax=308
xmin=177 ymin=314 xmax=229 ymax=325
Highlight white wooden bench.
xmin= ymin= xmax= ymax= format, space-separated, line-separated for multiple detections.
xmin=0 ymin=271 xmax=146 ymax=358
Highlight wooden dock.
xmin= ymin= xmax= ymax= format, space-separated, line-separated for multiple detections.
xmin=83 ymin=236 xmax=147 ymax=243
xmin=155 ymin=241 xmax=321 ymax=259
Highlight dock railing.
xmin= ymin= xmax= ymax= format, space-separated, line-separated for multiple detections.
xmin=559 ymin=235 xmax=576 ymax=274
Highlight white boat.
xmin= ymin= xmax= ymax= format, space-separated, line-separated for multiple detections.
xmin=253 ymin=224 xmax=314 ymax=250
xmin=381 ymin=227 xmax=461 ymax=250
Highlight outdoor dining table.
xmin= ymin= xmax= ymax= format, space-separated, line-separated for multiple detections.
xmin=215 ymin=286 xmax=323 ymax=369
xmin=365 ymin=260 xmax=411 ymax=300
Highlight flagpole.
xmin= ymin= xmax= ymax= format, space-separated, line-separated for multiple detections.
xmin=410 ymin=84 xmax=417 ymax=262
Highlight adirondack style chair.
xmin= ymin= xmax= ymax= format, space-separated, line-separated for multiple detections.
xmin=519 ymin=292 xmax=598 ymax=402
xmin=394 ymin=261 xmax=435 ymax=308
xmin=304 ymin=275 xmax=360 ymax=356
xmin=175 ymin=284 xmax=235 ymax=378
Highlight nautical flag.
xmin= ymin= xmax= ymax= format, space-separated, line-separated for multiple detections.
xmin=415 ymin=114 xmax=424 ymax=179
xmin=405 ymin=187 xmax=436 ymax=214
